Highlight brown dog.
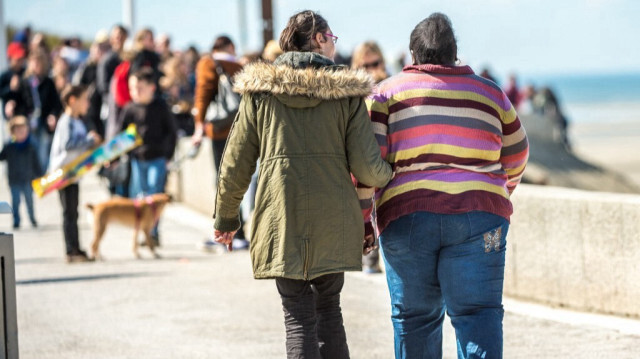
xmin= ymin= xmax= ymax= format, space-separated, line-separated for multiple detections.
xmin=86 ymin=193 xmax=171 ymax=260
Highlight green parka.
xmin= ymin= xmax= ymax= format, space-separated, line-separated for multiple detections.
xmin=213 ymin=52 xmax=392 ymax=280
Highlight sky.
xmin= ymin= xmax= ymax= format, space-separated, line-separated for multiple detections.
xmin=5 ymin=0 xmax=640 ymax=81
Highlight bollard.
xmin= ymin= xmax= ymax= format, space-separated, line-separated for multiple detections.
xmin=0 ymin=202 xmax=18 ymax=358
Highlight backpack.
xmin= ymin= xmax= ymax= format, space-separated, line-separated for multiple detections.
xmin=205 ymin=62 xmax=241 ymax=132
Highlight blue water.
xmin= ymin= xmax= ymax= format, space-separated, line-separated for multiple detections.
xmin=521 ymin=72 xmax=640 ymax=123
xmin=524 ymin=72 xmax=640 ymax=105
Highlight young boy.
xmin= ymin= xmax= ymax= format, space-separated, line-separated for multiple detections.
xmin=0 ymin=116 xmax=42 ymax=229
xmin=120 ymin=68 xmax=177 ymax=245
xmin=49 ymin=85 xmax=101 ymax=263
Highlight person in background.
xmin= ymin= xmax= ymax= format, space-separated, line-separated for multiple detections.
xmin=156 ymin=33 xmax=173 ymax=64
xmin=261 ymin=39 xmax=283 ymax=63
xmin=51 ymin=55 xmax=70 ymax=93
xmin=29 ymin=33 xmax=50 ymax=54
xmin=351 ymin=40 xmax=389 ymax=274
xmin=120 ymin=68 xmax=178 ymax=246
xmin=1 ymin=42 xmax=32 ymax=120
xmin=49 ymin=85 xmax=102 ymax=263
xmin=97 ymin=24 xmax=128 ymax=121
xmin=351 ymin=41 xmax=389 ymax=83
xmin=504 ymin=74 xmax=520 ymax=109
xmin=213 ymin=10 xmax=392 ymax=358
xmin=73 ymin=31 xmax=111 ymax=138
xmin=160 ymin=54 xmax=194 ymax=136
xmin=23 ymin=49 xmax=62 ymax=170
xmin=363 ymin=13 xmax=528 ymax=358
xmin=0 ymin=116 xmax=42 ymax=229
xmin=479 ymin=66 xmax=498 ymax=85
xmin=191 ymin=35 xmax=247 ymax=248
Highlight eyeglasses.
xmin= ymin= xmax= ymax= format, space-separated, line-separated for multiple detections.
xmin=363 ymin=59 xmax=382 ymax=69
xmin=324 ymin=33 xmax=338 ymax=44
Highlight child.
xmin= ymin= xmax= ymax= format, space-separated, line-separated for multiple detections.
xmin=49 ymin=85 xmax=102 ymax=263
xmin=0 ymin=116 xmax=42 ymax=229
xmin=120 ymin=68 xmax=177 ymax=246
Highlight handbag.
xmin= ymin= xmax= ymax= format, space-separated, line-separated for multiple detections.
xmin=205 ymin=62 xmax=241 ymax=132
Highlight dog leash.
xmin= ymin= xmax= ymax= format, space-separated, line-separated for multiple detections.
xmin=133 ymin=196 xmax=161 ymax=232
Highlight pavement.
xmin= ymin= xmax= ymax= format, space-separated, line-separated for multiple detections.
xmin=2 ymin=174 xmax=640 ymax=358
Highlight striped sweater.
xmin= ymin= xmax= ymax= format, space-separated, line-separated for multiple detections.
xmin=360 ymin=64 xmax=529 ymax=235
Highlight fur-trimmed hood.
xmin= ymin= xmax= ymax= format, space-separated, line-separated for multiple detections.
xmin=233 ymin=52 xmax=373 ymax=101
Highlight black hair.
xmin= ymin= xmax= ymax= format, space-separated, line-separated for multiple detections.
xmin=409 ymin=13 xmax=457 ymax=65
xmin=279 ymin=10 xmax=329 ymax=52
xmin=130 ymin=67 xmax=156 ymax=85
xmin=212 ymin=35 xmax=234 ymax=52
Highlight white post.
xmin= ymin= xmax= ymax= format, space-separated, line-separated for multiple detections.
xmin=0 ymin=0 xmax=7 ymax=71
xmin=0 ymin=0 xmax=7 ymax=144
xmin=237 ymin=0 xmax=248 ymax=54
xmin=122 ymin=0 xmax=135 ymax=38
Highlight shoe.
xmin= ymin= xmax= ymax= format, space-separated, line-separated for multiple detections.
xmin=12 ymin=223 xmax=19 ymax=230
xmin=66 ymin=251 xmax=94 ymax=263
xmin=232 ymin=238 xmax=250 ymax=250
xmin=199 ymin=238 xmax=224 ymax=253
xmin=363 ymin=265 xmax=382 ymax=274
xmin=30 ymin=220 xmax=38 ymax=228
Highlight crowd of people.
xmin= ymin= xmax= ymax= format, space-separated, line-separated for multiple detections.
xmin=0 ymin=10 xmax=532 ymax=358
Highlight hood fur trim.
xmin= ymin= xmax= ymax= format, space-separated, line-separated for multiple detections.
xmin=233 ymin=62 xmax=374 ymax=99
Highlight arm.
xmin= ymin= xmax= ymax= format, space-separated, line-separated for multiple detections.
xmin=64 ymin=120 xmax=96 ymax=151
xmin=191 ymin=57 xmax=216 ymax=143
xmin=345 ymin=97 xmax=392 ymax=188
xmin=0 ymin=146 xmax=6 ymax=161
xmin=163 ymin=104 xmax=179 ymax=160
xmin=31 ymin=145 xmax=43 ymax=177
xmin=213 ymin=94 xmax=259 ymax=233
xmin=500 ymin=95 xmax=529 ymax=194
xmin=353 ymin=92 xmax=391 ymax=236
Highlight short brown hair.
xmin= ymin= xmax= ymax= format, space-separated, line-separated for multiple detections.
xmin=279 ymin=10 xmax=329 ymax=53
xmin=60 ymin=84 xmax=87 ymax=107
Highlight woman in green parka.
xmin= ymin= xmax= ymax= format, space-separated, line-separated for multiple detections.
xmin=213 ymin=10 xmax=392 ymax=359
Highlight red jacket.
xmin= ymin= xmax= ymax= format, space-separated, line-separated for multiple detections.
xmin=111 ymin=61 xmax=131 ymax=108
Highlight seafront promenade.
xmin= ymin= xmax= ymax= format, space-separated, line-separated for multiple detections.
xmin=3 ymin=174 xmax=639 ymax=358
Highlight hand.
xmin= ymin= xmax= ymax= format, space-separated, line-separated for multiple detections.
xmin=363 ymin=234 xmax=377 ymax=255
xmin=4 ymin=100 xmax=15 ymax=118
xmin=191 ymin=123 xmax=203 ymax=146
xmin=46 ymin=115 xmax=57 ymax=131
xmin=10 ymin=75 xmax=20 ymax=91
xmin=214 ymin=229 xmax=237 ymax=252
xmin=88 ymin=131 xmax=103 ymax=145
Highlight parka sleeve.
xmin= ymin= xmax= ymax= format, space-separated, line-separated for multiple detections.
xmin=345 ymin=97 xmax=392 ymax=188
xmin=213 ymin=94 xmax=260 ymax=232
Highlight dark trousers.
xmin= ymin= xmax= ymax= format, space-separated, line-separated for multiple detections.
xmin=212 ymin=138 xmax=245 ymax=239
xmin=276 ymin=273 xmax=350 ymax=359
xmin=59 ymin=184 xmax=81 ymax=255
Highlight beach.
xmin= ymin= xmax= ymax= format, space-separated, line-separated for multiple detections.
xmin=570 ymin=120 xmax=640 ymax=190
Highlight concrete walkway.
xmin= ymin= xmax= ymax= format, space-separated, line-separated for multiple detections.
xmin=2 ymin=174 xmax=639 ymax=358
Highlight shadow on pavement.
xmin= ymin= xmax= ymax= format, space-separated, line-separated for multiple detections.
xmin=17 ymin=272 xmax=161 ymax=286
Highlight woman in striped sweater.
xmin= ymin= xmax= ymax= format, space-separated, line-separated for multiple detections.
xmin=362 ymin=13 xmax=529 ymax=359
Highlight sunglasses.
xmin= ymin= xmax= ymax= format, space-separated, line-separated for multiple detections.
xmin=362 ymin=59 xmax=382 ymax=69
xmin=324 ymin=33 xmax=338 ymax=44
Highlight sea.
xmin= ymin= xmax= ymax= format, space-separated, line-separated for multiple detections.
xmin=521 ymin=72 xmax=640 ymax=125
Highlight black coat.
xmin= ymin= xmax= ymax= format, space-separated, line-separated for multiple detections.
xmin=0 ymin=137 xmax=42 ymax=185
xmin=23 ymin=76 xmax=63 ymax=134
xmin=0 ymin=68 xmax=34 ymax=119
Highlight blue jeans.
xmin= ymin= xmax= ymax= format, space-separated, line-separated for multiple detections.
xmin=10 ymin=183 xmax=36 ymax=227
xmin=380 ymin=211 xmax=509 ymax=359
xmin=129 ymin=157 xmax=167 ymax=237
